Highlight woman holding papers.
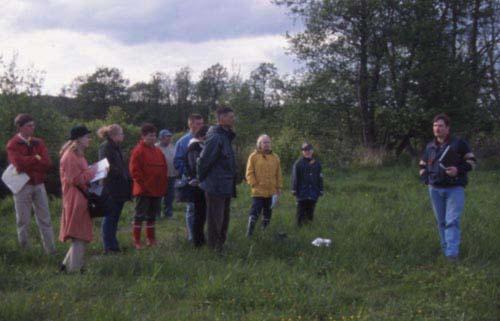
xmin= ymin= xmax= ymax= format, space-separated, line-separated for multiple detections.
xmin=245 ymin=134 xmax=283 ymax=237
xmin=98 ymin=124 xmax=131 ymax=254
xmin=59 ymin=125 xmax=97 ymax=273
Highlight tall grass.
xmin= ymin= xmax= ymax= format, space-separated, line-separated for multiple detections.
xmin=0 ymin=167 xmax=498 ymax=321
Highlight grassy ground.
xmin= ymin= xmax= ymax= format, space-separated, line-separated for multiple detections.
xmin=0 ymin=166 xmax=499 ymax=321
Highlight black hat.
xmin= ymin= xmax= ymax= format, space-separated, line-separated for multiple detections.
xmin=69 ymin=125 xmax=91 ymax=140
xmin=301 ymin=142 xmax=313 ymax=151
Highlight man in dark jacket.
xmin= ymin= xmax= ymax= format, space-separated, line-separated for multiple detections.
xmin=419 ymin=114 xmax=477 ymax=262
xmin=197 ymin=107 xmax=236 ymax=251
xmin=291 ymin=143 xmax=324 ymax=226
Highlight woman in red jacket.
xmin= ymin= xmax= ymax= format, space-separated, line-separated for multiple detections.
xmin=129 ymin=123 xmax=168 ymax=249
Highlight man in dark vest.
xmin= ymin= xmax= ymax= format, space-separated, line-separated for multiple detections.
xmin=419 ymin=114 xmax=477 ymax=262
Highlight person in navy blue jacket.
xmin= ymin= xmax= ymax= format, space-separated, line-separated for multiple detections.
xmin=419 ymin=114 xmax=477 ymax=262
xmin=291 ymin=142 xmax=324 ymax=226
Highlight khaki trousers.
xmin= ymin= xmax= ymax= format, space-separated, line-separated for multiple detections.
xmin=62 ymin=239 xmax=86 ymax=272
xmin=13 ymin=183 xmax=55 ymax=254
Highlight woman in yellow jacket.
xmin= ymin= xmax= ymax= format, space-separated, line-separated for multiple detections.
xmin=245 ymin=134 xmax=283 ymax=237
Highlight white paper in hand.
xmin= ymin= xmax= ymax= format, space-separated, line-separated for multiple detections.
xmin=271 ymin=194 xmax=279 ymax=209
xmin=90 ymin=158 xmax=110 ymax=183
xmin=1 ymin=164 xmax=30 ymax=194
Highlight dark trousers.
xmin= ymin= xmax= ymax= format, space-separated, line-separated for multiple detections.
xmin=192 ymin=192 xmax=207 ymax=247
xmin=205 ymin=193 xmax=231 ymax=251
xmin=249 ymin=197 xmax=272 ymax=226
xmin=162 ymin=179 xmax=176 ymax=218
xmin=297 ymin=199 xmax=316 ymax=226
xmin=134 ymin=196 xmax=161 ymax=222
xmin=102 ymin=200 xmax=125 ymax=251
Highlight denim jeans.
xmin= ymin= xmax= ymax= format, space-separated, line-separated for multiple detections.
xmin=163 ymin=179 xmax=176 ymax=218
xmin=102 ymin=200 xmax=125 ymax=251
xmin=248 ymin=197 xmax=273 ymax=227
xmin=192 ymin=194 xmax=207 ymax=247
xmin=185 ymin=202 xmax=195 ymax=241
xmin=428 ymin=186 xmax=465 ymax=257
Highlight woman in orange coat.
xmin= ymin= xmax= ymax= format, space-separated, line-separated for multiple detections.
xmin=129 ymin=123 xmax=168 ymax=249
xmin=59 ymin=125 xmax=97 ymax=273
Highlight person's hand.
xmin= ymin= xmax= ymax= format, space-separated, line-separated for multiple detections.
xmin=34 ymin=154 xmax=41 ymax=161
xmin=419 ymin=169 xmax=426 ymax=176
xmin=189 ymin=178 xmax=200 ymax=187
xmin=89 ymin=165 xmax=98 ymax=176
xmin=291 ymin=190 xmax=296 ymax=196
xmin=445 ymin=166 xmax=458 ymax=177
xmin=446 ymin=167 xmax=458 ymax=177
xmin=276 ymin=189 xmax=282 ymax=196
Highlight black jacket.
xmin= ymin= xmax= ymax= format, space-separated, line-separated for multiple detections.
xmin=98 ymin=139 xmax=131 ymax=202
xmin=421 ymin=136 xmax=474 ymax=187
xmin=197 ymin=125 xmax=236 ymax=197
xmin=180 ymin=139 xmax=204 ymax=202
xmin=291 ymin=157 xmax=324 ymax=201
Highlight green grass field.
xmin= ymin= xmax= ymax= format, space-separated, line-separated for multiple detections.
xmin=0 ymin=166 xmax=499 ymax=321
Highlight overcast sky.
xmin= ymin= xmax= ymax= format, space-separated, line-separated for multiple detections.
xmin=1 ymin=0 xmax=302 ymax=95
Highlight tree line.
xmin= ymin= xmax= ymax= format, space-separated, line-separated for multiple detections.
xmin=1 ymin=0 xmax=499 ymax=196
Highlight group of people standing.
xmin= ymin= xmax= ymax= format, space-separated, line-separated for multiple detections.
xmin=4 ymin=110 xmax=475 ymax=273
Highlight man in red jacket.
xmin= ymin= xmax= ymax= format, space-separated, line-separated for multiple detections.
xmin=129 ymin=123 xmax=168 ymax=249
xmin=6 ymin=114 xmax=56 ymax=254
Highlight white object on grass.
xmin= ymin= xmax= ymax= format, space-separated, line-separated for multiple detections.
xmin=311 ymin=237 xmax=332 ymax=247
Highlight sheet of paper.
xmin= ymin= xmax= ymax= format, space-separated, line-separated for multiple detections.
xmin=90 ymin=158 xmax=110 ymax=183
xmin=1 ymin=164 xmax=30 ymax=194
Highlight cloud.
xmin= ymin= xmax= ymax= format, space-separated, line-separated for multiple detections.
xmin=0 ymin=27 xmax=300 ymax=95
xmin=1 ymin=0 xmax=302 ymax=95
xmin=13 ymin=0 xmax=301 ymax=44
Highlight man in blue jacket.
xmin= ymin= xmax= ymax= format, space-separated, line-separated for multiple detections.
xmin=197 ymin=107 xmax=236 ymax=251
xmin=174 ymin=114 xmax=204 ymax=241
xmin=419 ymin=114 xmax=477 ymax=262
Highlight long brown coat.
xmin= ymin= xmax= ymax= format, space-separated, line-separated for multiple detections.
xmin=59 ymin=150 xmax=95 ymax=242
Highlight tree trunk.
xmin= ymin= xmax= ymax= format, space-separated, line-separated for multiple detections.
xmin=468 ymin=0 xmax=482 ymax=99
xmin=357 ymin=2 xmax=376 ymax=148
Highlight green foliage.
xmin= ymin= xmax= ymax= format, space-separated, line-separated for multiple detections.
xmin=272 ymin=127 xmax=306 ymax=172
xmin=0 ymin=94 xmax=69 ymax=161
xmin=77 ymin=107 xmax=140 ymax=164
xmin=0 ymin=167 xmax=499 ymax=320
xmin=276 ymin=0 xmax=500 ymax=150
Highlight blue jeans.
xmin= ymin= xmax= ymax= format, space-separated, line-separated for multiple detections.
xmin=428 ymin=186 xmax=465 ymax=257
xmin=249 ymin=197 xmax=273 ymax=227
xmin=102 ymin=200 xmax=125 ymax=251
xmin=186 ymin=202 xmax=195 ymax=241
xmin=162 ymin=179 xmax=176 ymax=218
